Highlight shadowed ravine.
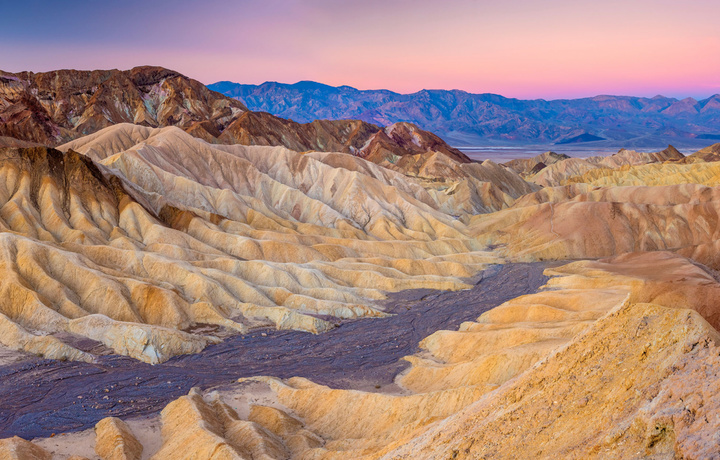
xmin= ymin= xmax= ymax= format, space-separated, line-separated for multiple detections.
xmin=0 ymin=263 xmax=549 ymax=439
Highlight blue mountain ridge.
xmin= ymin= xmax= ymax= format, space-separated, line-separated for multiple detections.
xmin=208 ymin=81 xmax=720 ymax=148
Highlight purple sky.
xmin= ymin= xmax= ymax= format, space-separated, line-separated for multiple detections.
xmin=2 ymin=0 xmax=719 ymax=99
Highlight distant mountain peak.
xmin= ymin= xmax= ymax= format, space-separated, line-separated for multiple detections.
xmin=292 ymin=80 xmax=336 ymax=90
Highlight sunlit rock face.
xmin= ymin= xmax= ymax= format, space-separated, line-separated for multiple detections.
xmin=525 ymin=146 xmax=685 ymax=186
xmin=7 ymin=64 xmax=720 ymax=460
xmin=0 ymin=121 xmax=533 ymax=364
xmin=15 ymin=252 xmax=720 ymax=459
xmin=471 ymin=182 xmax=720 ymax=268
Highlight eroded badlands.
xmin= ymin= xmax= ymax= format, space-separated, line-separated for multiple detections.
xmin=2 ymin=115 xmax=720 ymax=459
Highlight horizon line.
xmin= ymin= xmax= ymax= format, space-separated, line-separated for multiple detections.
xmin=209 ymin=79 xmax=720 ymax=103
xmin=3 ymin=65 xmax=718 ymax=102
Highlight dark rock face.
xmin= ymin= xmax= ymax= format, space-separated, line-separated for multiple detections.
xmin=218 ymin=111 xmax=381 ymax=153
xmin=218 ymin=112 xmax=471 ymax=162
xmin=210 ymin=81 xmax=720 ymax=147
xmin=362 ymin=122 xmax=471 ymax=164
xmin=0 ymin=66 xmax=248 ymax=145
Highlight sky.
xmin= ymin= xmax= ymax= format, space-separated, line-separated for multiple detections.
xmin=1 ymin=0 xmax=719 ymax=100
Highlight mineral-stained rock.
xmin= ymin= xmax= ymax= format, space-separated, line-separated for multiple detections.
xmin=471 ymin=182 xmax=720 ymax=273
xmin=528 ymin=145 xmax=685 ymax=186
xmin=6 ymin=253 xmax=720 ymax=458
xmin=94 ymin=417 xmax=143 ymax=460
xmin=358 ymin=122 xmax=471 ymax=164
xmin=0 ymin=67 xmax=247 ymax=146
xmin=683 ymin=142 xmax=720 ymax=163
xmin=503 ymin=151 xmax=570 ymax=175
xmin=156 ymin=253 xmax=700 ymax=459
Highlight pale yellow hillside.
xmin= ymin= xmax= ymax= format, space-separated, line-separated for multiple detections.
xmin=16 ymin=252 xmax=720 ymax=459
xmin=471 ymin=182 xmax=720 ymax=268
xmin=0 ymin=123 xmax=532 ymax=364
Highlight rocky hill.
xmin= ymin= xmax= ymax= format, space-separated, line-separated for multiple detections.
xmin=0 ymin=67 xmax=470 ymax=167
xmin=0 ymin=66 xmax=247 ymax=145
xmin=0 ymin=123 xmax=530 ymax=365
xmin=210 ymin=80 xmax=720 ymax=147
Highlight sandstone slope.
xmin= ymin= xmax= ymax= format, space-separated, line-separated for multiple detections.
xmin=13 ymin=252 xmax=720 ymax=459
xmin=503 ymin=151 xmax=570 ymax=176
xmin=529 ymin=145 xmax=685 ymax=187
xmin=0 ymin=123 xmax=521 ymax=364
xmin=471 ymin=182 xmax=720 ymax=268
xmin=683 ymin=142 xmax=720 ymax=163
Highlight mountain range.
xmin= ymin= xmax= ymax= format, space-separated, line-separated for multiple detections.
xmin=0 ymin=66 xmax=468 ymax=166
xmin=209 ymin=80 xmax=720 ymax=148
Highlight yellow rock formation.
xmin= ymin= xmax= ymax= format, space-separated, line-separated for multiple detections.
xmin=528 ymin=146 xmax=684 ymax=187
xmin=0 ymin=123 xmax=522 ymax=363
xmin=94 ymin=417 xmax=143 ymax=460
xmin=10 ymin=252 xmax=720 ymax=459
xmin=8 ymin=120 xmax=720 ymax=458
xmin=471 ymin=182 xmax=720 ymax=269
xmin=0 ymin=436 xmax=52 ymax=460
xmin=567 ymin=160 xmax=720 ymax=187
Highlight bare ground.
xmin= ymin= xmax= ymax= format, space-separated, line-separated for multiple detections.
xmin=0 ymin=262 xmax=549 ymax=439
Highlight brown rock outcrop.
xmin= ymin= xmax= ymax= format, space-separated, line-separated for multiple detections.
xmin=360 ymin=122 xmax=470 ymax=164
xmin=503 ymin=150 xmax=570 ymax=175
xmin=0 ymin=67 xmax=247 ymax=146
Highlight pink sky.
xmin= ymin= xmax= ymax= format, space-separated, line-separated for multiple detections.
xmin=2 ymin=0 xmax=719 ymax=99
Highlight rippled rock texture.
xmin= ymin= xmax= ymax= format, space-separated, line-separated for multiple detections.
xmin=0 ymin=121 xmax=538 ymax=364
xmin=11 ymin=252 xmax=720 ymax=459
xmin=4 ymin=65 xmax=720 ymax=459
